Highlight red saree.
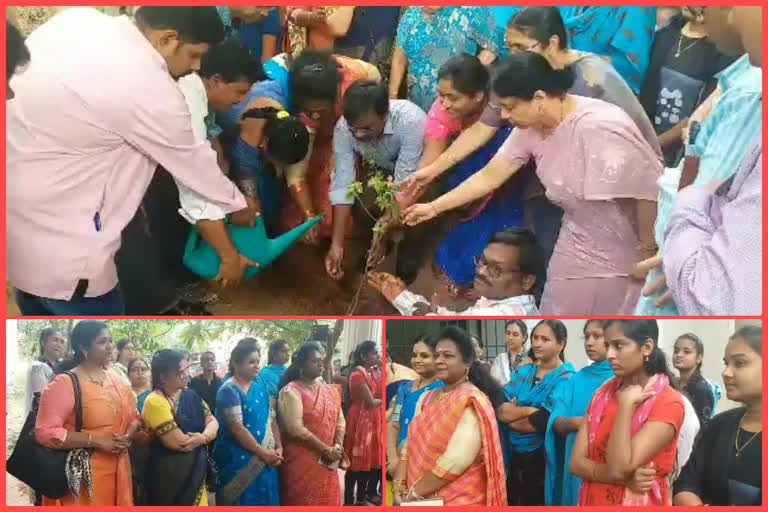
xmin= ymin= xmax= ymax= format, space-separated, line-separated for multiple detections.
xmin=280 ymin=381 xmax=343 ymax=505
xmin=406 ymin=385 xmax=507 ymax=506
xmin=344 ymin=367 xmax=383 ymax=472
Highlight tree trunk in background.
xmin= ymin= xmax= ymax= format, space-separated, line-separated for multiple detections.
xmin=325 ymin=319 xmax=343 ymax=382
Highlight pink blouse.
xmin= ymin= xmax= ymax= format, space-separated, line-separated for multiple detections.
xmin=498 ymin=96 xmax=662 ymax=280
xmin=425 ymin=99 xmax=464 ymax=141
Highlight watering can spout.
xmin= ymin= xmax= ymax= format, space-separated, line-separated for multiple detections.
xmin=270 ymin=215 xmax=322 ymax=256
xmin=183 ymin=215 xmax=324 ymax=281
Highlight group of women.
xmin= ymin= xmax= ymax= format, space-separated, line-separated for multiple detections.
xmin=198 ymin=6 xmax=734 ymax=317
xmin=26 ymin=322 xmax=383 ymax=506
xmin=386 ymin=320 xmax=762 ymax=506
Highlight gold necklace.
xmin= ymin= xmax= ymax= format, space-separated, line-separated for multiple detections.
xmin=735 ymin=421 xmax=761 ymax=457
xmin=439 ymin=376 xmax=468 ymax=398
xmin=84 ymin=368 xmax=107 ymax=386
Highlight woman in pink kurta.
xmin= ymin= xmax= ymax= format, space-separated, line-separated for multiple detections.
xmin=403 ymin=52 xmax=662 ymax=315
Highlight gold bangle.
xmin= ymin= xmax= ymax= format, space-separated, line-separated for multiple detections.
xmin=87 ymin=433 xmax=92 ymax=448
xmin=304 ymin=209 xmax=316 ymax=219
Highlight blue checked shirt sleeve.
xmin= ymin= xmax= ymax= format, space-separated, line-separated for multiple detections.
xmin=393 ymin=104 xmax=427 ymax=183
xmin=329 ymin=118 xmax=358 ymax=205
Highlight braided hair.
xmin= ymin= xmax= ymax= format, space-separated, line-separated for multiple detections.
xmin=241 ymin=107 xmax=310 ymax=165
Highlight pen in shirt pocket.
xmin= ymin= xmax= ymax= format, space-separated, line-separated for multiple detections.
xmin=94 ymin=212 xmax=101 ymax=232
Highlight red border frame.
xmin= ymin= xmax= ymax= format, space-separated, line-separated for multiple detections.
xmin=2 ymin=0 xmax=766 ymax=509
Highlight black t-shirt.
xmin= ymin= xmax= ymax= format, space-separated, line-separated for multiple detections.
xmin=188 ymin=374 xmax=222 ymax=414
xmin=674 ymin=407 xmax=762 ymax=505
xmin=639 ymin=15 xmax=736 ymax=164
xmin=728 ymin=428 xmax=762 ymax=505
xmin=683 ymin=374 xmax=715 ymax=428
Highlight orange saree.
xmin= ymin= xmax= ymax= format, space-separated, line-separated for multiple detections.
xmin=35 ymin=370 xmax=138 ymax=506
xmin=405 ymin=385 xmax=506 ymax=506
xmin=279 ymin=381 xmax=344 ymax=505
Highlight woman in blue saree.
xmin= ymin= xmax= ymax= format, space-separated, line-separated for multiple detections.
xmin=257 ymin=339 xmax=291 ymax=400
xmin=559 ymin=6 xmax=657 ymax=94
xmin=497 ymin=320 xmax=574 ymax=505
xmin=385 ymin=334 xmax=443 ymax=475
xmin=214 ymin=339 xmax=283 ymax=506
xmin=216 ymin=53 xmax=309 ymax=235
xmin=419 ymin=55 xmax=525 ymax=295
xmin=544 ymin=320 xmax=614 ymax=506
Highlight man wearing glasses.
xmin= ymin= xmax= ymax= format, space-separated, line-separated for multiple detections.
xmin=368 ymin=226 xmax=541 ymax=316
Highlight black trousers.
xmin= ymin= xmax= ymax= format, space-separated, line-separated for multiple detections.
xmin=506 ymin=447 xmax=546 ymax=506
xmin=115 ymin=167 xmax=200 ymax=314
xmin=344 ymin=468 xmax=381 ymax=504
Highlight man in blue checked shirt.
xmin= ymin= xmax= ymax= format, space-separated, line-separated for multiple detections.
xmin=325 ymin=80 xmax=430 ymax=284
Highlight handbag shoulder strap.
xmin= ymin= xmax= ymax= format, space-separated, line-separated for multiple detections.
xmin=63 ymin=371 xmax=84 ymax=432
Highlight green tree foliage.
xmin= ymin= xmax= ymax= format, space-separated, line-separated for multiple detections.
xmin=17 ymin=319 xmax=76 ymax=359
xmin=16 ymin=319 xmax=325 ymax=361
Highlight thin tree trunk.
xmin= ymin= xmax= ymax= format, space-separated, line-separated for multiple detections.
xmin=325 ymin=319 xmax=343 ymax=382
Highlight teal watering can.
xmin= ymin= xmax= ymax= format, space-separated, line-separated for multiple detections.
xmin=183 ymin=215 xmax=323 ymax=280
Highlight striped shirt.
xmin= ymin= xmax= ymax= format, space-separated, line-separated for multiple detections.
xmin=635 ymin=54 xmax=762 ymax=315
xmin=663 ymin=134 xmax=762 ymax=315
xmin=392 ymin=290 xmax=540 ymax=316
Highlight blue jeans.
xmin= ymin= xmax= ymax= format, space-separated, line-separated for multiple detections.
xmin=15 ymin=287 xmax=125 ymax=316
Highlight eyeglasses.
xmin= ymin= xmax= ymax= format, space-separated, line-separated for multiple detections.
xmin=473 ymin=254 xmax=522 ymax=280
xmin=505 ymin=40 xmax=541 ymax=53
xmin=129 ymin=366 xmax=148 ymax=374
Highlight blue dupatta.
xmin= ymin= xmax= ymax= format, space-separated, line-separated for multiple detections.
xmin=434 ymin=125 xmax=525 ymax=288
xmin=137 ymin=390 xmax=150 ymax=413
xmin=489 ymin=7 xmax=524 ymax=59
xmin=146 ymin=389 xmax=209 ymax=505
xmin=213 ymin=380 xmax=280 ymax=505
xmin=256 ymin=364 xmax=287 ymax=400
xmin=391 ymin=379 xmax=444 ymax=451
xmin=503 ymin=363 xmax=575 ymax=454
xmin=544 ymin=360 xmax=613 ymax=505
xmin=559 ymin=7 xmax=656 ymax=93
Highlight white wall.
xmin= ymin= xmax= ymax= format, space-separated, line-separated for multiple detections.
xmin=558 ymin=319 xmax=740 ymax=414
xmin=436 ymin=318 xmax=753 ymax=415
xmin=337 ymin=319 xmax=383 ymax=364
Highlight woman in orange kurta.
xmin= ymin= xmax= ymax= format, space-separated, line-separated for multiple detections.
xmin=282 ymin=50 xmax=381 ymax=240
xmin=570 ymin=319 xmax=684 ymax=506
xmin=35 ymin=320 xmax=139 ymax=506
xmin=342 ymin=341 xmax=383 ymax=505
xmin=393 ymin=326 xmax=507 ymax=506
xmin=278 ymin=342 xmax=346 ymax=505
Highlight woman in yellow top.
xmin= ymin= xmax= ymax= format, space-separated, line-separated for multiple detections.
xmin=142 ymin=349 xmax=219 ymax=506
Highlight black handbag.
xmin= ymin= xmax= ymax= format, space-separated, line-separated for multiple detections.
xmin=6 ymin=371 xmax=91 ymax=500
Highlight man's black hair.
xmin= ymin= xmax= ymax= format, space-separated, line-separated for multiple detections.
xmin=134 ymin=7 xmax=225 ymax=45
xmin=199 ymin=38 xmax=266 ymax=83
